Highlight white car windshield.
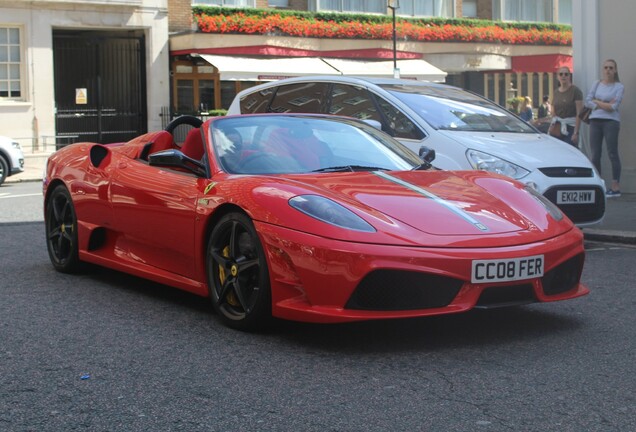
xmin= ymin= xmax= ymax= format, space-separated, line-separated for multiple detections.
xmin=381 ymin=84 xmax=537 ymax=133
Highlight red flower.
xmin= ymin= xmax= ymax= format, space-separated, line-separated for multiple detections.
xmin=194 ymin=13 xmax=572 ymax=46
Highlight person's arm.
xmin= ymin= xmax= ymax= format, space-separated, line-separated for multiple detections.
xmin=594 ymin=84 xmax=624 ymax=112
xmin=585 ymin=82 xmax=598 ymax=108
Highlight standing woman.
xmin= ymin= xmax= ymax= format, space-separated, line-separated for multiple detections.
xmin=586 ymin=59 xmax=625 ymax=197
xmin=550 ymin=66 xmax=583 ymax=146
xmin=519 ymin=96 xmax=534 ymax=122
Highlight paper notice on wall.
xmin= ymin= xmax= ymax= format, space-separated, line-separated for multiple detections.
xmin=75 ymin=88 xmax=87 ymax=105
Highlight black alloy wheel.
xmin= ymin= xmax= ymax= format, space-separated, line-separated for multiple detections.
xmin=207 ymin=212 xmax=271 ymax=331
xmin=45 ymin=185 xmax=81 ymax=273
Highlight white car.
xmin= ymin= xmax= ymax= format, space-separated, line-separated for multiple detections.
xmin=228 ymin=76 xmax=605 ymax=226
xmin=0 ymin=135 xmax=25 ymax=186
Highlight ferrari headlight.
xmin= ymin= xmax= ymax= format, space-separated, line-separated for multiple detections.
xmin=466 ymin=149 xmax=530 ymax=179
xmin=524 ymin=186 xmax=563 ymax=221
xmin=12 ymin=141 xmax=21 ymax=150
xmin=289 ymin=195 xmax=375 ymax=232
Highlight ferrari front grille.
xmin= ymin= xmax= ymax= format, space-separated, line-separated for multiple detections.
xmin=475 ymin=284 xmax=536 ymax=308
xmin=345 ymin=270 xmax=463 ymax=311
xmin=541 ymin=254 xmax=584 ymax=296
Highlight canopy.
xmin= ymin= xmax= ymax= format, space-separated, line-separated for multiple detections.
xmin=511 ymin=54 xmax=573 ymax=73
xmin=323 ymin=58 xmax=446 ymax=82
xmin=197 ymin=54 xmax=447 ymax=82
xmin=197 ymin=55 xmax=338 ymax=81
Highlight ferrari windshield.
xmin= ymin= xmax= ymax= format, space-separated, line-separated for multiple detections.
xmin=210 ymin=115 xmax=423 ymax=175
xmin=380 ymin=84 xmax=536 ymax=133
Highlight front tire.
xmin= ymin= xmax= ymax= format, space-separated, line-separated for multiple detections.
xmin=206 ymin=212 xmax=271 ymax=331
xmin=45 ymin=185 xmax=81 ymax=273
xmin=0 ymin=156 xmax=8 ymax=186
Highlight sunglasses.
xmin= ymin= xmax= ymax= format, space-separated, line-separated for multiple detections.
xmin=558 ymin=72 xmax=570 ymax=76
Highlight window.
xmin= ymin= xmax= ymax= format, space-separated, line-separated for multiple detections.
xmin=372 ymin=94 xmax=424 ymax=140
xmin=268 ymin=0 xmax=289 ymax=6
xmin=240 ymin=87 xmax=275 ymax=114
xmin=192 ymin=0 xmax=255 ymax=6
xmin=494 ymin=0 xmax=553 ymax=22
xmin=0 ymin=26 xmax=22 ymax=99
xmin=176 ymin=80 xmax=194 ymax=113
xmin=462 ymin=0 xmax=477 ymax=18
xmin=268 ymin=82 xmax=330 ymax=114
xmin=199 ymin=80 xmax=215 ymax=112
xmin=399 ymin=0 xmax=455 ymax=17
xmin=316 ymin=0 xmax=385 ymax=13
xmin=220 ymin=81 xmax=238 ymax=110
xmin=557 ymin=0 xmax=572 ymax=24
xmin=327 ymin=84 xmax=382 ymax=123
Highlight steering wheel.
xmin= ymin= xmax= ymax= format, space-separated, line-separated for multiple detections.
xmin=239 ymin=153 xmax=305 ymax=174
xmin=165 ymin=115 xmax=203 ymax=135
xmin=238 ymin=153 xmax=281 ymax=174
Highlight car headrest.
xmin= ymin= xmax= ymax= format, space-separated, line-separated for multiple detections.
xmin=181 ymin=128 xmax=204 ymax=160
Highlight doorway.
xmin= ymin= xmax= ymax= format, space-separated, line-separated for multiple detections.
xmin=53 ymin=30 xmax=147 ymax=145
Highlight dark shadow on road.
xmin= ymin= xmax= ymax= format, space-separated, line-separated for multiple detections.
xmin=268 ymin=305 xmax=586 ymax=354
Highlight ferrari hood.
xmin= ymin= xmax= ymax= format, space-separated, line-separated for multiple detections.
xmin=286 ymin=170 xmax=560 ymax=237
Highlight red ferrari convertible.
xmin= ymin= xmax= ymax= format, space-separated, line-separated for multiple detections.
xmin=43 ymin=114 xmax=588 ymax=330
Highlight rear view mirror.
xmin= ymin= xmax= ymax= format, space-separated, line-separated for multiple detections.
xmin=419 ymin=146 xmax=436 ymax=163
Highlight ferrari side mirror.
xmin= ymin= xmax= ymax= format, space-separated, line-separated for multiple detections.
xmin=148 ymin=149 xmax=207 ymax=177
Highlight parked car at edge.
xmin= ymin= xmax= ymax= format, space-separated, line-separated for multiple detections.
xmin=43 ymin=114 xmax=589 ymax=331
xmin=228 ymin=76 xmax=606 ymax=226
xmin=0 ymin=135 xmax=25 ymax=185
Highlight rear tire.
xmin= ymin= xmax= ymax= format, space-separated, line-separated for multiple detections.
xmin=45 ymin=185 xmax=81 ymax=273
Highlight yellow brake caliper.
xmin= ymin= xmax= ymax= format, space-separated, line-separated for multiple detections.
xmin=218 ymin=246 xmax=240 ymax=307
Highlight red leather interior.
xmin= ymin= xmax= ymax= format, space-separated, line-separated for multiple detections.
xmin=181 ymin=128 xmax=204 ymax=160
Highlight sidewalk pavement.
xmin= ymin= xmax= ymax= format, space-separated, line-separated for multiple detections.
xmin=6 ymin=152 xmax=636 ymax=244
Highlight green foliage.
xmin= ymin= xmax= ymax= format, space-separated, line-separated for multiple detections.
xmin=207 ymin=109 xmax=227 ymax=117
xmin=191 ymin=5 xmax=571 ymax=32
xmin=506 ymin=96 xmax=525 ymax=113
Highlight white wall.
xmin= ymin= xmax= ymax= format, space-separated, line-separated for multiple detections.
xmin=0 ymin=0 xmax=169 ymax=150
xmin=574 ymin=0 xmax=635 ymax=192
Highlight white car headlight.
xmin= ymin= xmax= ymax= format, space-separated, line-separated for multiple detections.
xmin=12 ymin=141 xmax=21 ymax=150
xmin=466 ymin=149 xmax=530 ymax=180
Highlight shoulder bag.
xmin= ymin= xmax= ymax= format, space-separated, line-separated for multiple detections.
xmin=579 ymin=81 xmax=600 ymax=124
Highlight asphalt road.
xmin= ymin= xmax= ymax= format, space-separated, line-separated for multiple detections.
xmin=1 ymin=183 xmax=635 ymax=431
xmin=0 ymin=182 xmax=43 ymax=223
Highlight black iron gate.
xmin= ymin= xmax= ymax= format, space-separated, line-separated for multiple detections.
xmin=53 ymin=30 xmax=147 ymax=146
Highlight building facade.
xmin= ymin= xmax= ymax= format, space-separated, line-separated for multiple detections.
xmin=11 ymin=1 xmax=624 ymax=191
xmin=0 ymin=0 xmax=170 ymax=150
xmin=167 ymin=1 xmax=573 ymax=119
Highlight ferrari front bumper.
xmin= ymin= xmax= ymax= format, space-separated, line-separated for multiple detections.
xmin=255 ymin=222 xmax=589 ymax=323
